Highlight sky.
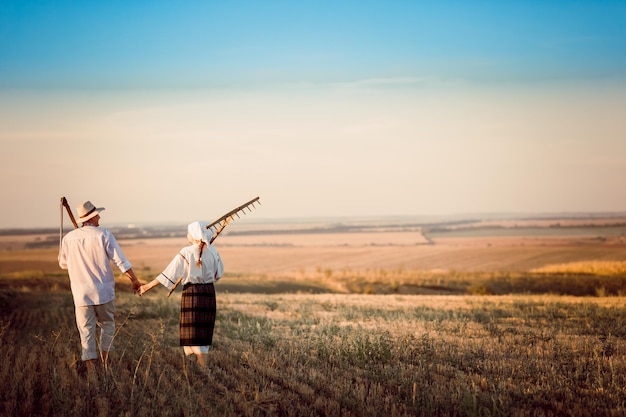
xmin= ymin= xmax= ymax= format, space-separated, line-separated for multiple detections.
xmin=1 ymin=1 xmax=626 ymax=229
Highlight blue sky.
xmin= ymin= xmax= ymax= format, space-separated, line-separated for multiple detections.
xmin=3 ymin=1 xmax=625 ymax=88
xmin=1 ymin=1 xmax=626 ymax=228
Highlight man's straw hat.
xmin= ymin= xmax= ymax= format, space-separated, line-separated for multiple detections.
xmin=76 ymin=201 xmax=105 ymax=223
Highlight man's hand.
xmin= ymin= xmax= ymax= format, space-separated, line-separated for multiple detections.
xmin=124 ymin=268 xmax=142 ymax=295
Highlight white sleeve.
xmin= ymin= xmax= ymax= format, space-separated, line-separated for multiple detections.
xmin=156 ymin=253 xmax=188 ymax=290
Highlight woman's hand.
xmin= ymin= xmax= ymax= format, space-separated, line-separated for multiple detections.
xmin=137 ymin=278 xmax=160 ymax=296
xmin=138 ymin=284 xmax=149 ymax=296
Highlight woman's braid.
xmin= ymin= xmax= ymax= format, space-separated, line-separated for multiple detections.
xmin=196 ymin=241 xmax=206 ymax=267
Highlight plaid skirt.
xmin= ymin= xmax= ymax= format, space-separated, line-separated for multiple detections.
xmin=180 ymin=283 xmax=216 ymax=346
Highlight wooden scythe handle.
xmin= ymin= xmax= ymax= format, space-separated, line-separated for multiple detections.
xmin=61 ymin=197 xmax=79 ymax=229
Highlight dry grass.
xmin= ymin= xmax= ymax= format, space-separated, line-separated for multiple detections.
xmin=2 ymin=284 xmax=626 ymax=416
xmin=532 ymin=261 xmax=626 ymax=276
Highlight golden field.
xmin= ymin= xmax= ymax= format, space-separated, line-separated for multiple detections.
xmin=2 ymin=218 xmax=626 ymax=416
xmin=3 ymin=218 xmax=626 ymax=277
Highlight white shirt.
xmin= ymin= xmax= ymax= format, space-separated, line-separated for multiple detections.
xmin=58 ymin=225 xmax=132 ymax=306
xmin=157 ymin=243 xmax=224 ymax=290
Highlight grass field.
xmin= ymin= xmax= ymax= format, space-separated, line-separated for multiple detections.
xmin=2 ymin=220 xmax=626 ymax=416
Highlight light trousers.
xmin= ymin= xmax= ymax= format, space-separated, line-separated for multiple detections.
xmin=74 ymin=300 xmax=115 ymax=361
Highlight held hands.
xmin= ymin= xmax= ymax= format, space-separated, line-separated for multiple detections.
xmin=138 ymin=284 xmax=150 ymax=297
xmin=131 ymin=279 xmax=142 ymax=295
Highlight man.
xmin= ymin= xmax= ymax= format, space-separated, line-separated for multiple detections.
xmin=58 ymin=200 xmax=141 ymax=367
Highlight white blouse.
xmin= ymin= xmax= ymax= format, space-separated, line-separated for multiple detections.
xmin=156 ymin=243 xmax=224 ymax=290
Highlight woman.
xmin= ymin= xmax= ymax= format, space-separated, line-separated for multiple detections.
xmin=139 ymin=221 xmax=224 ymax=367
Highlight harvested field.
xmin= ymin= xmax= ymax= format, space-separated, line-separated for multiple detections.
xmin=2 ymin=220 xmax=626 ymax=415
xmin=2 ymin=227 xmax=626 ymax=281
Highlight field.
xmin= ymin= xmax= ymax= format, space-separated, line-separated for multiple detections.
xmin=2 ymin=216 xmax=626 ymax=416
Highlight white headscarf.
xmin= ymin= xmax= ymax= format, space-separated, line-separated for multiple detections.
xmin=184 ymin=220 xmax=223 ymax=279
xmin=187 ymin=221 xmax=210 ymax=245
